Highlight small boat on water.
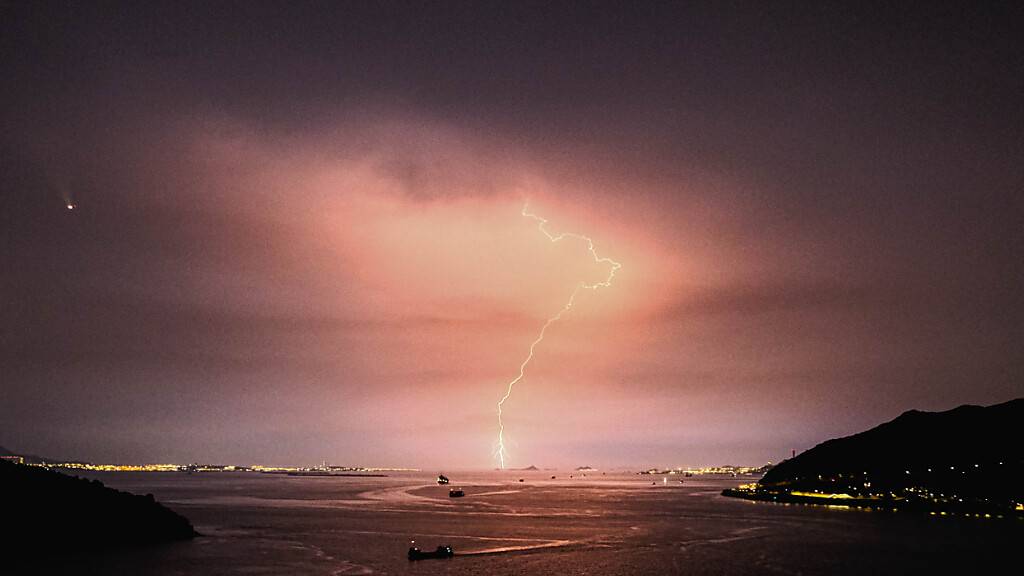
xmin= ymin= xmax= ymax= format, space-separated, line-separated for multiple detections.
xmin=437 ymin=474 xmax=450 ymax=485
xmin=408 ymin=545 xmax=454 ymax=560
xmin=449 ymin=488 xmax=465 ymax=498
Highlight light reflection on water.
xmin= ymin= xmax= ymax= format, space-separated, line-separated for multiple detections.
xmin=38 ymin=470 xmax=1024 ymax=575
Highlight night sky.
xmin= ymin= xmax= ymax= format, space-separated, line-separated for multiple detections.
xmin=2 ymin=2 xmax=1021 ymax=468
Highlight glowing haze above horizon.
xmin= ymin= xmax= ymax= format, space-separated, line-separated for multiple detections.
xmin=2 ymin=3 xmax=1021 ymax=469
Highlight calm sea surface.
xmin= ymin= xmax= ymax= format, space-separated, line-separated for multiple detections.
xmin=27 ymin=470 xmax=1022 ymax=575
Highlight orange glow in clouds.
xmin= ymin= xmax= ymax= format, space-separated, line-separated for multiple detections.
xmin=495 ymin=204 xmax=622 ymax=468
xmin=315 ymin=187 xmax=675 ymax=467
xmin=303 ymin=177 xmax=684 ymax=463
xmin=180 ymin=122 xmax=685 ymax=466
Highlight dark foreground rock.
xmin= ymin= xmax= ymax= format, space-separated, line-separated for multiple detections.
xmin=1 ymin=459 xmax=198 ymax=552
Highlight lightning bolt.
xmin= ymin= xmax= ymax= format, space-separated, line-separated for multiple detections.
xmin=495 ymin=204 xmax=621 ymax=469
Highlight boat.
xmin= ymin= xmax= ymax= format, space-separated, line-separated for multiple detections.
xmin=408 ymin=545 xmax=454 ymax=560
xmin=449 ymin=488 xmax=464 ymax=498
xmin=437 ymin=474 xmax=450 ymax=485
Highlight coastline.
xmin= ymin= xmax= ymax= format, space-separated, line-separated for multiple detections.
xmin=721 ymin=487 xmax=1024 ymax=519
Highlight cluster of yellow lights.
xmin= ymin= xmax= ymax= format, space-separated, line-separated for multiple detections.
xmin=930 ymin=511 xmax=1007 ymax=519
xmin=791 ymin=490 xmax=859 ymax=500
xmin=35 ymin=462 xmax=180 ymax=472
xmin=251 ymin=465 xmax=419 ymax=473
xmin=494 ymin=204 xmax=621 ymax=469
xmin=646 ymin=466 xmax=767 ymax=475
xmin=25 ymin=462 xmax=420 ymax=473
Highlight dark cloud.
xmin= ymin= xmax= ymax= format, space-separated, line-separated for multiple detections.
xmin=1 ymin=2 xmax=1021 ymax=466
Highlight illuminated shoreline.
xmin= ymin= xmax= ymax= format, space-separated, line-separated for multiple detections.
xmin=721 ymin=485 xmax=1024 ymax=519
xmin=21 ymin=461 xmax=420 ymax=474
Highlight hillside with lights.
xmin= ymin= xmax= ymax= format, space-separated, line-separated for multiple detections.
xmin=724 ymin=399 xmax=1023 ymax=516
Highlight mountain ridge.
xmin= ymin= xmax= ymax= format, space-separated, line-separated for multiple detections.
xmin=725 ymin=398 xmax=1023 ymax=515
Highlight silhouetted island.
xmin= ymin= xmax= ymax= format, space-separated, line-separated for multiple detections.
xmin=1 ymin=459 xmax=198 ymax=552
xmin=723 ymin=399 xmax=1023 ymax=516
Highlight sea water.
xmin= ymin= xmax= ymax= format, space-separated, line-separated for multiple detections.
xmin=29 ymin=470 xmax=1023 ymax=575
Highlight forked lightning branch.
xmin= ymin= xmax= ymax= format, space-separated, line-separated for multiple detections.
xmin=494 ymin=204 xmax=621 ymax=469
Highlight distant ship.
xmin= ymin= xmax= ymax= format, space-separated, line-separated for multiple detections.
xmin=408 ymin=544 xmax=454 ymax=560
xmin=437 ymin=474 xmax=450 ymax=485
xmin=449 ymin=488 xmax=464 ymax=498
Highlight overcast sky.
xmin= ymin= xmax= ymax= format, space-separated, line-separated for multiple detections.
xmin=1 ymin=2 xmax=1021 ymax=468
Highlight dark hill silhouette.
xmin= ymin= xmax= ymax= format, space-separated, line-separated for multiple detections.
xmin=0 ymin=444 xmax=61 ymax=465
xmin=726 ymin=399 xmax=1023 ymax=514
xmin=1 ymin=459 xmax=197 ymax=552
